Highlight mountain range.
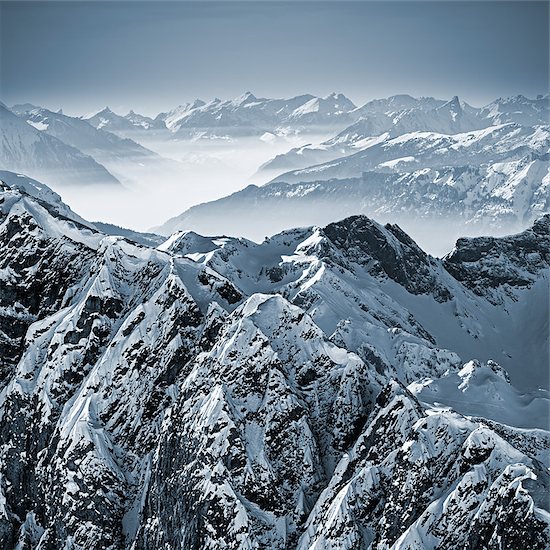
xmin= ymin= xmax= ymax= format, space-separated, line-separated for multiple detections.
xmin=1 ymin=92 xmax=548 ymax=254
xmin=259 ymin=94 xmax=549 ymax=176
xmin=0 ymin=169 xmax=548 ymax=549
xmin=85 ymin=92 xmax=359 ymax=139
xmin=155 ymin=93 xmax=549 ymax=253
xmin=5 ymin=104 xmax=185 ymax=190
xmin=0 ymin=103 xmax=120 ymax=187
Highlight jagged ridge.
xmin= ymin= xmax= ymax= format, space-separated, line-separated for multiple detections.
xmin=0 ymin=175 xmax=548 ymax=549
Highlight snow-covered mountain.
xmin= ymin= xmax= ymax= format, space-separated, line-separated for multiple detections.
xmin=82 ymin=93 xmax=549 ymax=148
xmin=0 ymin=172 xmax=548 ymax=548
xmin=390 ymin=96 xmax=486 ymax=135
xmin=85 ymin=92 xmax=358 ymax=141
xmin=480 ymin=94 xmax=550 ymax=126
xmin=124 ymin=109 xmax=167 ymax=132
xmin=85 ymin=106 xmax=158 ymax=135
xmin=285 ymin=92 xmax=357 ymax=125
xmin=353 ymin=94 xmax=446 ymax=117
xmin=258 ymin=94 xmax=549 ymax=179
xmin=12 ymin=106 xmax=183 ymax=187
xmin=162 ymin=96 xmax=549 ymax=252
xmin=157 ymin=155 xmax=549 ymax=256
xmin=0 ymin=103 xmax=120 ymax=187
xmin=259 ymin=95 xmax=492 ymax=175
xmin=12 ymin=106 xmax=158 ymax=162
xmin=0 ymin=170 xmax=165 ymax=247
xmin=158 ymin=99 xmax=207 ymax=131
xmin=270 ymin=123 xmax=549 ymax=184
xmin=163 ymin=92 xmax=357 ymax=136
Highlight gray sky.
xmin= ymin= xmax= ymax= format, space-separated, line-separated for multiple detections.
xmin=1 ymin=1 xmax=548 ymax=116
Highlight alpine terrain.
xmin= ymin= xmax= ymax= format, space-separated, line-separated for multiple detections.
xmin=157 ymin=94 xmax=550 ymax=254
xmin=0 ymin=170 xmax=548 ymax=549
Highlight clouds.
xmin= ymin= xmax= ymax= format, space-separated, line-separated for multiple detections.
xmin=0 ymin=1 xmax=548 ymax=115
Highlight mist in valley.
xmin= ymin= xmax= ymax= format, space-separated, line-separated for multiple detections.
xmin=47 ymin=131 xmax=327 ymax=233
xmin=37 ymin=123 xmax=541 ymax=259
xmin=156 ymin=181 xmax=528 ymax=259
xmin=2 ymin=113 xmax=544 ymax=260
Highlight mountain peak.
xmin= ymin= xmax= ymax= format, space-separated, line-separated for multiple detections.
xmin=10 ymin=102 xmax=43 ymax=114
xmin=434 ymin=95 xmax=463 ymax=119
xmin=322 ymin=93 xmax=357 ymax=111
xmin=233 ymin=91 xmax=258 ymax=105
xmin=190 ymin=99 xmax=206 ymax=109
xmin=443 ymin=95 xmax=462 ymax=111
xmin=96 ymin=106 xmax=115 ymax=117
xmin=324 ymin=92 xmax=346 ymax=101
xmin=390 ymin=93 xmax=416 ymax=101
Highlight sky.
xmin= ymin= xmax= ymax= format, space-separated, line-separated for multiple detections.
xmin=1 ymin=0 xmax=548 ymax=116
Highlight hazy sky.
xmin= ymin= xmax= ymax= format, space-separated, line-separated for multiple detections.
xmin=1 ymin=1 xmax=548 ymax=116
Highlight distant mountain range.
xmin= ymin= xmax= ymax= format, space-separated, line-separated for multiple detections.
xmin=0 ymin=91 xmax=370 ymax=192
xmin=78 ymin=92 xmax=550 ymax=143
xmin=1 ymin=92 xmax=548 ymax=253
xmin=84 ymin=92 xmax=359 ymax=139
xmin=5 ymin=105 xmax=183 ymax=189
xmin=11 ymin=105 xmax=162 ymax=167
xmin=155 ymin=93 xmax=549 ymax=252
xmin=259 ymin=94 xmax=549 ymax=175
xmin=0 ymin=103 xmax=120 ymax=187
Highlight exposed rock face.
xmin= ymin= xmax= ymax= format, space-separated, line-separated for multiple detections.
xmin=323 ymin=216 xmax=452 ymax=300
xmin=298 ymin=382 xmax=550 ymax=550
xmin=0 ymin=175 xmax=548 ymax=549
xmin=444 ymin=214 xmax=550 ymax=303
xmin=0 ymin=179 xmax=98 ymax=385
